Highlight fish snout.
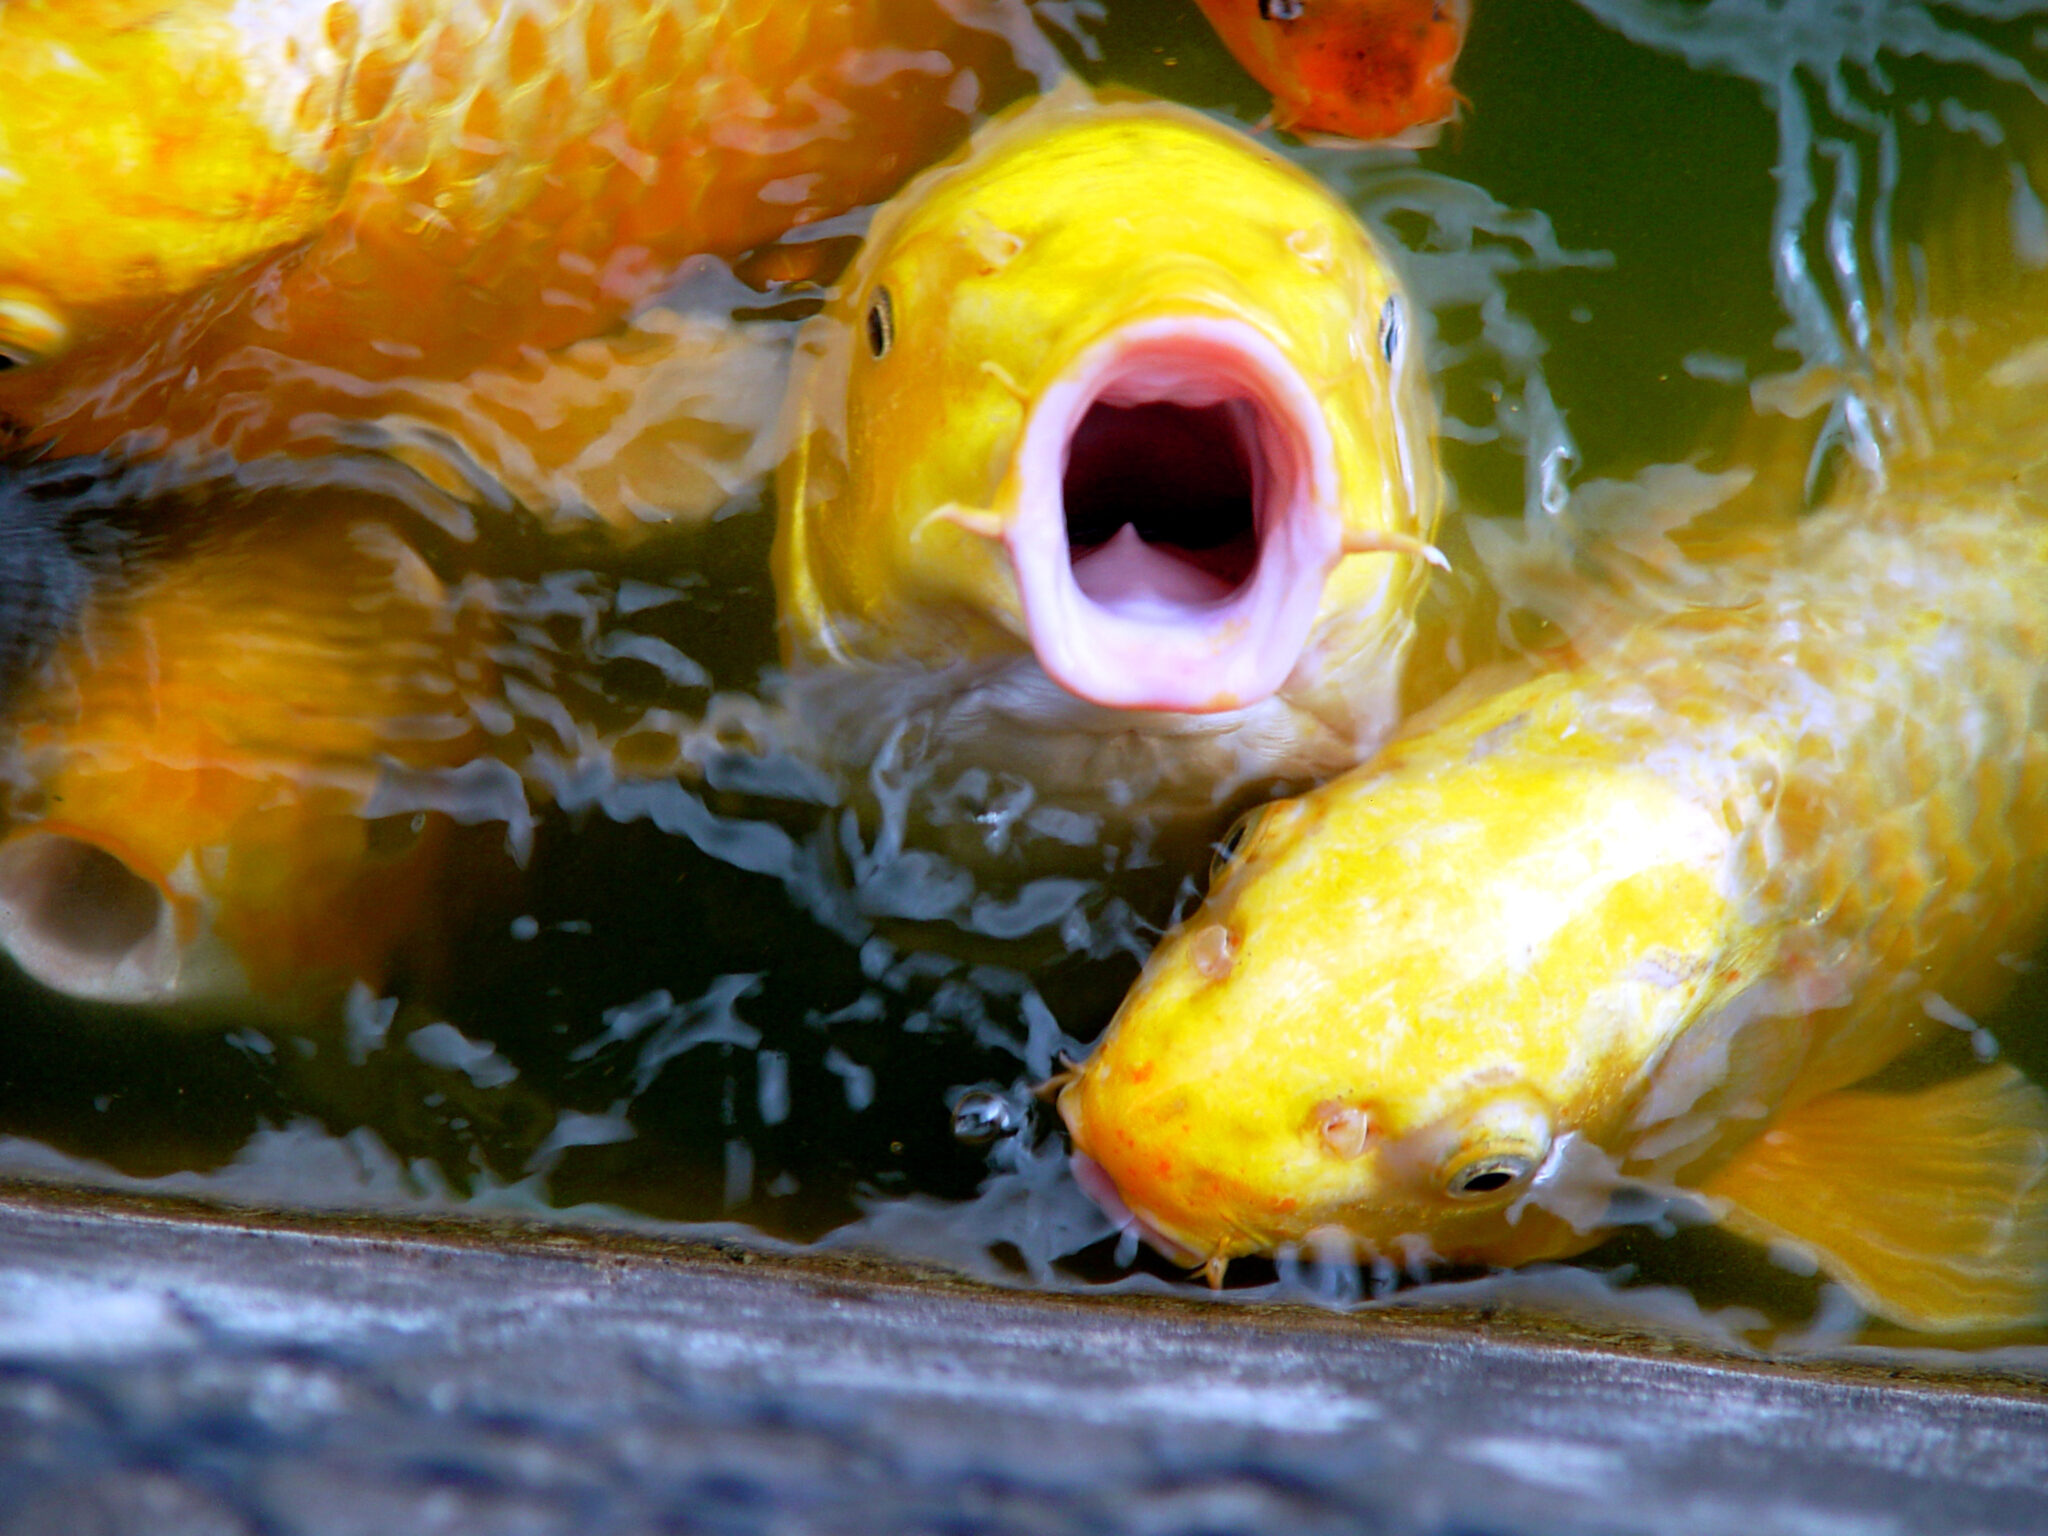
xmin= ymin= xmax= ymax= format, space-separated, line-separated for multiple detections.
xmin=1057 ymin=1047 xmax=1311 ymax=1268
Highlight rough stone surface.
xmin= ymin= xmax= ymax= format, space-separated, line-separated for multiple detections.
xmin=0 ymin=1189 xmax=2044 ymax=1534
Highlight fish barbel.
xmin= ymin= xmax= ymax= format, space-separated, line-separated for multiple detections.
xmin=775 ymin=88 xmax=1442 ymax=800
xmin=1059 ymin=264 xmax=2048 ymax=1333
xmin=1193 ymin=0 xmax=1468 ymax=144
xmin=0 ymin=506 xmax=499 ymax=1009
xmin=0 ymin=0 xmax=1052 ymax=480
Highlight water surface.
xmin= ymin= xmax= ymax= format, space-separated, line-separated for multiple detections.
xmin=2 ymin=0 xmax=2046 ymax=1363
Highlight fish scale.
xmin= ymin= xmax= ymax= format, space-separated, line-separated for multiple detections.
xmin=1477 ymin=496 xmax=2048 ymax=1113
xmin=0 ymin=0 xmax=1052 ymax=466
xmin=1060 ymin=269 xmax=2048 ymax=1328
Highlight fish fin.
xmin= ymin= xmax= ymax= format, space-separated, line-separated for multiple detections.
xmin=1703 ymin=1066 xmax=2048 ymax=1332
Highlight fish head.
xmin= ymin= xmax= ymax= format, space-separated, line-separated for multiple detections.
xmin=0 ymin=2 xmax=344 ymax=370
xmin=1059 ymin=730 xmax=1750 ymax=1274
xmin=1194 ymin=0 xmax=1469 ymax=146
xmin=775 ymin=89 xmax=1440 ymax=715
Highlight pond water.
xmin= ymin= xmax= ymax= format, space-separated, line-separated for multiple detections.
xmin=2 ymin=0 xmax=2047 ymax=1363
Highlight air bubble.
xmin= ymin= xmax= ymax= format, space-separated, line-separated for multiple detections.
xmin=950 ymin=1088 xmax=1020 ymax=1146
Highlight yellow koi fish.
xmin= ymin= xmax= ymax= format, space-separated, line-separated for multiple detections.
xmin=775 ymin=89 xmax=1442 ymax=800
xmin=0 ymin=0 xmax=1052 ymax=513
xmin=0 ymin=506 xmax=499 ymax=1009
xmin=1060 ymin=246 xmax=2048 ymax=1335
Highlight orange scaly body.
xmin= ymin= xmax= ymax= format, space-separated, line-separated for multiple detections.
xmin=1192 ymin=0 xmax=1467 ymax=143
xmin=0 ymin=0 xmax=1053 ymax=489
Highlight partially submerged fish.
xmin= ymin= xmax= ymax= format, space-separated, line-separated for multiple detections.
xmin=0 ymin=0 xmax=1052 ymax=512
xmin=1194 ymin=0 xmax=1468 ymax=144
xmin=0 ymin=507 xmax=499 ymax=1009
xmin=1059 ymin=262 xmax=2048 ymax=1332
xmin=775 ymin=88 xmax=1442 ymax=802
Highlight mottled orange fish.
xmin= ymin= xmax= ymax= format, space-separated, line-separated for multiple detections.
xmin=1194 ymin=0 xmax=1469 ymax=143
xmin=0 ymin=507 xmax=500 ymax=1009
xmin=0 ymin=0 xmax=1055 ymax=501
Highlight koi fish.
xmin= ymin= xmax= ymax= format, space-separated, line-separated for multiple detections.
xmin=0 ymin=0 xmax=1054 ymax=518
xmin=1058 ymin=221 xmax=2048 ymax=1333
xmin=774 ymin=88 xmax=1442 ymax=805
xmin=1194 ymin=0 xmax=1469 ymax=144
xmin=0 ymin=505 xmax=499 ymax=1009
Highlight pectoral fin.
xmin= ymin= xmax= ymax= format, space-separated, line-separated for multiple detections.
xmin=1702 ymin=1066 xmax=2048 ymax=1332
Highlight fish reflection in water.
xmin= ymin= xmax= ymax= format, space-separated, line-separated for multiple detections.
xmin=1060 ymin=153 xmax=2048 ymax=1332
xmin=775 ymin=87 xmax=1446 ymax=819
xmin=0 ymin=503 xmax=505 ymax=1011
xmin=0 ymin=0 xmax=1058 ymax=526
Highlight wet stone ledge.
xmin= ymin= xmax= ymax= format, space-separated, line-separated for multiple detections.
xmin=0 ymin=1186 xmax=2044 ymax=1535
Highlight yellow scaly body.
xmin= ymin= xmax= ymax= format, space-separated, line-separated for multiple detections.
xmin=1062 ymin=269 xmax=2048 ymax=1333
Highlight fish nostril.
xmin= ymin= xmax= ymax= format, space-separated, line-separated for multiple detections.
xmin=1061 ymin=398 xmax=1260 ymax=596
xmin=1189 ymin=922 xmax=1240 ymax=979
xmin=1314 ymin=1099 xmax=1371 ymax=1159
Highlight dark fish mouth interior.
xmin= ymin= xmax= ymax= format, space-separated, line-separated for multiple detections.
xmin=1008 ymin=317 xmax=1335 ymax=712
xmin=1061 ymin=399 xmax=1261 ymax=597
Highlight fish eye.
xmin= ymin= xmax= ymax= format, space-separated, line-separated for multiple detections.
xmin=1210 ymin=804 xmax=1269 ymax=884
xmin=865 ymin=286 xmax=895 ymax=359
xmin=1378 ymin=296 xmax=1404 ymax=367
xmin=1259 ymin=0 xmax=1306 ymax=19
xmin=1445 ymin=1153 xmax=1537 ymax=1200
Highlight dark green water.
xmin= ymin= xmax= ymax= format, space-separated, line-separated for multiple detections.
xmin=2 ymin=0 xmax=2046 ymax=1360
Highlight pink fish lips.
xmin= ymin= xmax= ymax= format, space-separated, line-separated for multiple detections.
xmin=999 ymin=316 xmax=1366 ymax=713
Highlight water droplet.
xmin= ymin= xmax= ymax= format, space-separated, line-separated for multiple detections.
xmin=950 ymin=1088 xmax=1019 ymax=1146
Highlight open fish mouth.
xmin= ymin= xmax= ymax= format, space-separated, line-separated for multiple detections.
xmin=1005 ymin=317 xmax=1343 ymax=713
xmin=1068 ymin=1148 xmax=1208 ymax=1269
xmin=0 ymin=829 xmax=183 ymax=1004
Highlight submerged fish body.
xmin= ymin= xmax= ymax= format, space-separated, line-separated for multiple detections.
xmin=1060 ymin=315 xmax=2048 ymax=1330
xmin=775 ymin=89 xmax=1442 ymax=803
xmin=1194 ymin=0 xmax=1468 ymax=144
xmin=0 ymin=509 xmax=499 ymax=1010
xmin=0 ymin=0 xmax=1051 ymax=496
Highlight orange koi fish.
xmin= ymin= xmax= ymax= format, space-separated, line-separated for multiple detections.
xmin=1194 ymin=0 xmax=1468 ymax=143
xmin=0 ymin=504 xmax=501 ymax=1009
xmin=0 ymin=0 xmax=1055 ymax=512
